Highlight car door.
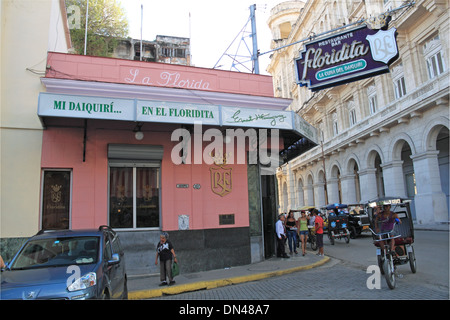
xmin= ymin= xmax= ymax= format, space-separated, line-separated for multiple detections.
xmin=106 ymin=231 xmax=125 ymax=299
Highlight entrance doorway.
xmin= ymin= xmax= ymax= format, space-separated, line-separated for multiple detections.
xmin=261 ymin=174 xmax=278 ymax=258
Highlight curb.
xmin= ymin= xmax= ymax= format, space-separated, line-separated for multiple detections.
xmin=128 ymin=256 xmax=330 ymax=300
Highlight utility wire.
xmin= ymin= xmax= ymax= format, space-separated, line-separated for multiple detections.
xmin=259 ymin=1 xmax=416 ymax=58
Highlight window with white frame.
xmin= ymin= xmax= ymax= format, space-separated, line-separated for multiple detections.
xmin=423 ymin=34 xmax=446 ymax=79
xmin=366 ymin=83 xmax=378 ymax=115
xmin=108 ymin=144 xmax=162 ymax=229
xmin=347 ymin=100 xmax=357 ymax=127
xmin=332 ymin=111 xmax=339 ymax=136
xmin=391 ymin=62 xmax=407 ymax=99
xmin=349 ymin=108 xmax=357 ymax=126
xmin=109 ymin=166 xmax=161 ymax=229
xmin=317 ymin=120 xmax=325 ymax=142
xmin=383 ymin=0 xmax=393 ymax=12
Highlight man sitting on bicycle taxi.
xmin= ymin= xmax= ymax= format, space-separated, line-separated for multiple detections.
xmin=374 ymin=203 xmax=401 ymax=256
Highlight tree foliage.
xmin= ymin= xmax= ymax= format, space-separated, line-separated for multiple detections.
xmin=66 ymin=0 xmax=129 ymax=57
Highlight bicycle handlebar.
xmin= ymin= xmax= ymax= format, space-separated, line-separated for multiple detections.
xmin=369 ymin=227 xmax=402 ymax=241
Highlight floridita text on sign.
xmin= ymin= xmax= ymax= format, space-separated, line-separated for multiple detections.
xmin=295 ymin=24 xmax=399 ymax=91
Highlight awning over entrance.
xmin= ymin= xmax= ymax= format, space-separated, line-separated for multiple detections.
xmin=38 ymin=91 xmax=318 ymax=149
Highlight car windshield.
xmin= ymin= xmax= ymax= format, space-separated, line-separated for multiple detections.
xmin=10 ymin=236 xmax=99 ymax=270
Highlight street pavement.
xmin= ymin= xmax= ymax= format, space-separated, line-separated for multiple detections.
xmin=127 ymin=223 xmax=448 ymax=300
xmin=128 ymin=252 xmax=330 ymax=299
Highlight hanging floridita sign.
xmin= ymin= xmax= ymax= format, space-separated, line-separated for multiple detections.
xmin=295 ymin=24 xmax=399 ymax=91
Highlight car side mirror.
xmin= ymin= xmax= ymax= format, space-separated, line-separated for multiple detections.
xmin=1 ymin=261 xmax=9 ymax=272
xmin=108 ymin=253 xmax=120 ymax=265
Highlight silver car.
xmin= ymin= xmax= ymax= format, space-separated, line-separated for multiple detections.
xmin=1 ymin=226 xmax=127 ymax=300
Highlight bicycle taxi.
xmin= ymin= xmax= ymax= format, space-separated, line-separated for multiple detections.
xmin=323 ymin=204 xmax=351 ymax=245
xmin=366 ymin=197 xmax=417 ymax=289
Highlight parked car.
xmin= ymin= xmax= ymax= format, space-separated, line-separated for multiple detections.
xmin=0 ymin=226 xmax=127 ymax=300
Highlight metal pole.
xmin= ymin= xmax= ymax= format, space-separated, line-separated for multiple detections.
xmin=250 ymin=4 xmax=259 ymax=74
xmin=140 ymin=4 xmax=143 ymax=61
xmin=321 ymin=140 xmax=328 ymax=205
xmin=84 ymin=0 xmax=89 ymax=55
xmin=259 ymin=1 xmax=415 ymax=58
xmin=189 ymin=12 xmax=192 ymax=65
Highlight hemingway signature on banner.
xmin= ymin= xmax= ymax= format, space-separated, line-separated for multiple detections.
xmin=227 ymin=110 xmax=288 ymax=127
xmin=124 ymin=68 xmax=211 ymax=90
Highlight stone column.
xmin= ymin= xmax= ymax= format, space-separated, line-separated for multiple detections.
xmin=341 ymin=174 xmax=357 ymax=204
xmin=358 ymin=168 xmax=378 ymax=202
xmin=381 ymin=160 xmax=407 ymax=198
xmin=304 ymin=185 xmax=314 ymax=206
xmin=327 ymin=177 xmax=340 ymax=204
xmin=411 ymin=151 xmax=448 ymax=224
xmin=286 ymin=164 xmax=296 ymax=210
xmin=313 ymin=182 xmax=326 ymax=207
xmin=276 ymin=171 xmax=284 ymax=214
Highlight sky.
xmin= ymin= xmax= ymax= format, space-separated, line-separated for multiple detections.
xmin=119 ymin=0 xmax=284 ymax=75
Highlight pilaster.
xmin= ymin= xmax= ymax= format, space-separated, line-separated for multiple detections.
xmin=380 ymin=160 xmax=407 ymax=198
xmin=411 ymin=151 xmax=449 ymax=223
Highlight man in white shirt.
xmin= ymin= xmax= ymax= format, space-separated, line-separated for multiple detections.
xmin=276 ymin=214 xmax=290 ymax=258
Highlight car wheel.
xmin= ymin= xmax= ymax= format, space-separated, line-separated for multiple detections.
xmin=350 ymin=226 xmax=357 ymax=239
xmin=101 ymin=289 xmax=110 ymax=300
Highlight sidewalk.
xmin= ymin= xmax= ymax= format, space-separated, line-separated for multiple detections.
xmin=128 ymin=252 xmax=330 ymax=300
xmin=414 ymin=222 xmax=449 ymax=232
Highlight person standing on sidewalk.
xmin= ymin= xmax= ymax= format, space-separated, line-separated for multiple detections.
xmin=285 ymin=211 xmax=298 ymax=255
xmin=155 ymin=232 xmax=178 ymax=286
xmin=298 ymin=211 xmax=309 ymax=256
xmin=276 ymin=214 xmax=290 ymax=258
xmin=313 ymin=209 xmax=324 ymax=256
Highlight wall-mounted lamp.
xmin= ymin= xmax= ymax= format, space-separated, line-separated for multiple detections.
xmin=133 ymin=123 xmax=144 ymax=140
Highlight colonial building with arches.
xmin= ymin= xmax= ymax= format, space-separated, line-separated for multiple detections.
xmin=268 ymin=0 xmax=449 ymax=225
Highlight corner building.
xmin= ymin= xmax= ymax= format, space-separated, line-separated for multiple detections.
xmin=267 ymin=0 xmax=449 ymax=225
xmin=36 ymin=52 xmax=316 ymax=275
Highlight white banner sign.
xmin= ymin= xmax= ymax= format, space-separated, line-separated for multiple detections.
xmin=38 ymin=93 xmax=135 ymax=121
xmin=222 ymin=107 xmax=293 ymax=130
xmin=136 ymin=100 xmax=220 ymax=125
xmin=38 ymin=93 xmax=317 ymax=143
xmin=292 ymin=114 xmax=318 ymax=143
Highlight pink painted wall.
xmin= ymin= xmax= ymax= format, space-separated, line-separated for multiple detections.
xmin=45 ymin=52 xmax=274 ymax=97
xmin=41 ymin=123 xmax=250 ymax=231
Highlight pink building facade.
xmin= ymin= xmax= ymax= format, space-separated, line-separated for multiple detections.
xmin=38 ymin=52 xmax=316 ymax=274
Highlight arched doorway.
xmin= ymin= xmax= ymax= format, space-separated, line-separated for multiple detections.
xmin=392 ymin=138 xmax=416 ymax=219
xmin=364 ymin=149 xmax=385 ymax=201
xmin=436 ymin=127 xmax=449 ymax=219
xmin=347 ymin=158 xmax=361 ymax=203
xmin=329 ymin=165 xmax=342 ymax=204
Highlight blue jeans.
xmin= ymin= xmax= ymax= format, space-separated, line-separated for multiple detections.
xmin=287 ymin=230 xmax=297 ymax=253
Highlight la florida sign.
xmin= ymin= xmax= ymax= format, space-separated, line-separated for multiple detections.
xmin=295 ymin=25 xmax=399 ymax=91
